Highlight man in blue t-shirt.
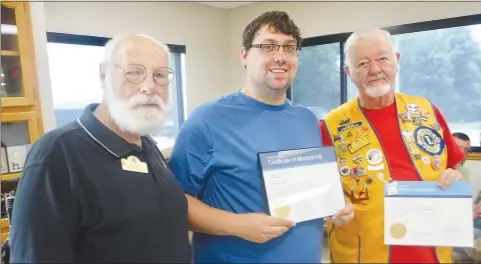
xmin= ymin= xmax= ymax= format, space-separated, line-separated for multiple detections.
xmin=169 ymin=11 xmax=354 ymax=263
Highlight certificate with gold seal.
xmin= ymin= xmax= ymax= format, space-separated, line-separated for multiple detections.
xmin=384 ymin=181 xmax=473 ymax=247
xmin=258 ymin=146 xmax=345 ymax=223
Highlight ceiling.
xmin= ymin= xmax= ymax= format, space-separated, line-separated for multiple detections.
xmin=200 ymin=2 xmax=254 ymax=9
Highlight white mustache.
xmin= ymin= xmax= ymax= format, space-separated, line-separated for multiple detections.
xmin=128 ymin=94 xmax=164 ymax=108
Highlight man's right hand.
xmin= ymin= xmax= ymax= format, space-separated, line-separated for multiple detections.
xmin=233 ymin=213 xmax=296 ymax=243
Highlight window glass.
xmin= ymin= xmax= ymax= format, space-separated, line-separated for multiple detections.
xmin=291 ymin=43 xmax=341 ymax=120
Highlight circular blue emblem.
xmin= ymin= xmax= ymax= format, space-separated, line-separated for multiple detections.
xmin=413 ymin=126 xmax=445 ymax=156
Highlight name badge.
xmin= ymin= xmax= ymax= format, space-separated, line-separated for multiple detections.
xmin=121 ymin=156 xmax=148 ymax=173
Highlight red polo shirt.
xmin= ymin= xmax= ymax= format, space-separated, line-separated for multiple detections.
xmin=319 ymin=102 xmax=464 ymax=263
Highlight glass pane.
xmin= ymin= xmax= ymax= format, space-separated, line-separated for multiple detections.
xmin=1 ymin=4 xmax=23 ymax=98
xmin=1 ymin=31 xmax=18 ymax=51
xmin=1 ymin=55 xmax=24 ymax=97
xmin=1 ymin=120 xmax=31 ymax=222
xmin=1 ymin=5 xmax=19 ymax=51
xmin=396 ymin=25 xmax=481 ymax=147
xmin=291 ymin=44 xmax=341 ymax=120
xmin=47 ymin=42 xmax=104 ymax=127
xmin=150 ymin=53 xmax=182 ymax=149
xmin=1 ymin=121 xmax=31 ymax=175
xmin=1 ymin=180 xmax=17 ymax=219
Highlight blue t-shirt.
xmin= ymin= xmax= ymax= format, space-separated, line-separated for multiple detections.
xmin=169 ymin=91 xmax=324 ymax=263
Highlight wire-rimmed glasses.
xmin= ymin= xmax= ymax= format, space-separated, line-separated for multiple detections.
xmin=115 ymin=64 xmax=174 ymax=86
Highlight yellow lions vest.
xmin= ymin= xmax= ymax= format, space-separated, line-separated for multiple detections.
xmin=323 ymin=92 xmax=451 ymax=263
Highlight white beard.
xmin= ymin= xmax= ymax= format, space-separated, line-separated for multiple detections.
xmin=104 ymin=80 xmax=170 ymax=136
xmin=365 ymin=83 xmax=391 ymax=98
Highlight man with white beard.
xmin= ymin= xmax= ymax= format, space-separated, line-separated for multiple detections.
xmin=10 ymin=34 xmax=191 ymax=263
xmin=319 ymin=27 xmax=465 ymax=263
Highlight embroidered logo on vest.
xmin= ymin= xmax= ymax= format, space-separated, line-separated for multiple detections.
xmin=414 ymin=126 xmax=445 ymax=156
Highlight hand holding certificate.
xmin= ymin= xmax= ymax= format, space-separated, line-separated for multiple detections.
xmin=258 ymin=146 xmax=346 ymax=223
xmin=384 ymin=181 xmax=474 ymax=247
xmin=232 ymin=212 xmax=296 ymax=243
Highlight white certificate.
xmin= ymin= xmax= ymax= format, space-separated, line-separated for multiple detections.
xmin=258 ymin=146 xmax=345 ymax=223
xmin=384 ymin=181 xmax=473 ymax=247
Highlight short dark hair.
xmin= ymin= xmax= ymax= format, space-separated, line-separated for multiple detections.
xmin=242 ymin=11 xmax=302 ymax=50
xmin=453 ymin=132 xmax=470 ymax=141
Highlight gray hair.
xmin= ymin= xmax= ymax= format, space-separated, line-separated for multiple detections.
xmin=344 ymin=27 xmax=397 ymax=68
xmin=102 ymin=33 xmax=171 ymax=64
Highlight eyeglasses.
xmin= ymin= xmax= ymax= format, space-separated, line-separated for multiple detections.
xmin=115 ymin=64 xmax=174 ymax=86
xmin=250 ymin=44 xmax=300 ymax=56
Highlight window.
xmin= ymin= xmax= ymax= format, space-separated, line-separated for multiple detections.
xmin=290 ymin=15 xmax=481 ymax=151
xmin=46 ymin=33 xmax=186 ymax=149
xmin=291 ymin=44 xmax=341 ymax=120
xmin=47 ymin=42 xmax=104 ymax=127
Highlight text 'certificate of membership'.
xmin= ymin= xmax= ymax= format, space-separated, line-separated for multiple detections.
xmin=258 ymin=146 xmax=345 ymax=223
xmin=384 ymin=181 xmax=473 ymax=247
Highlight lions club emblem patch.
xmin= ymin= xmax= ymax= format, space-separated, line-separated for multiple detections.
xmin=414 ymin=126 xmax=445 ymax=156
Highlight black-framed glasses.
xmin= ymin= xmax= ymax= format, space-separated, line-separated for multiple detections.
xmin=250 ymin=44 xmax=300 ymax=56
xmin=115 ymin=64 xmax=174 ymax=86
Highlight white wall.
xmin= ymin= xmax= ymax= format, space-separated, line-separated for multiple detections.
xmin=33 ymin=1 xmax=230 ymax=132
xmin=228 ymin=1 xmax=481 ymax=92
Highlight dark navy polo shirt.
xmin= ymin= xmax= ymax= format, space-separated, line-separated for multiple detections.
xmin=10 ymin=104 xmax=191 ymax=263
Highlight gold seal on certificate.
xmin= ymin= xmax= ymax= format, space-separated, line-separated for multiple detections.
xmin=274 ymin=205 xmax=291 ymax=219
xmin=390 ymin=223 xmax=406 ymax=239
